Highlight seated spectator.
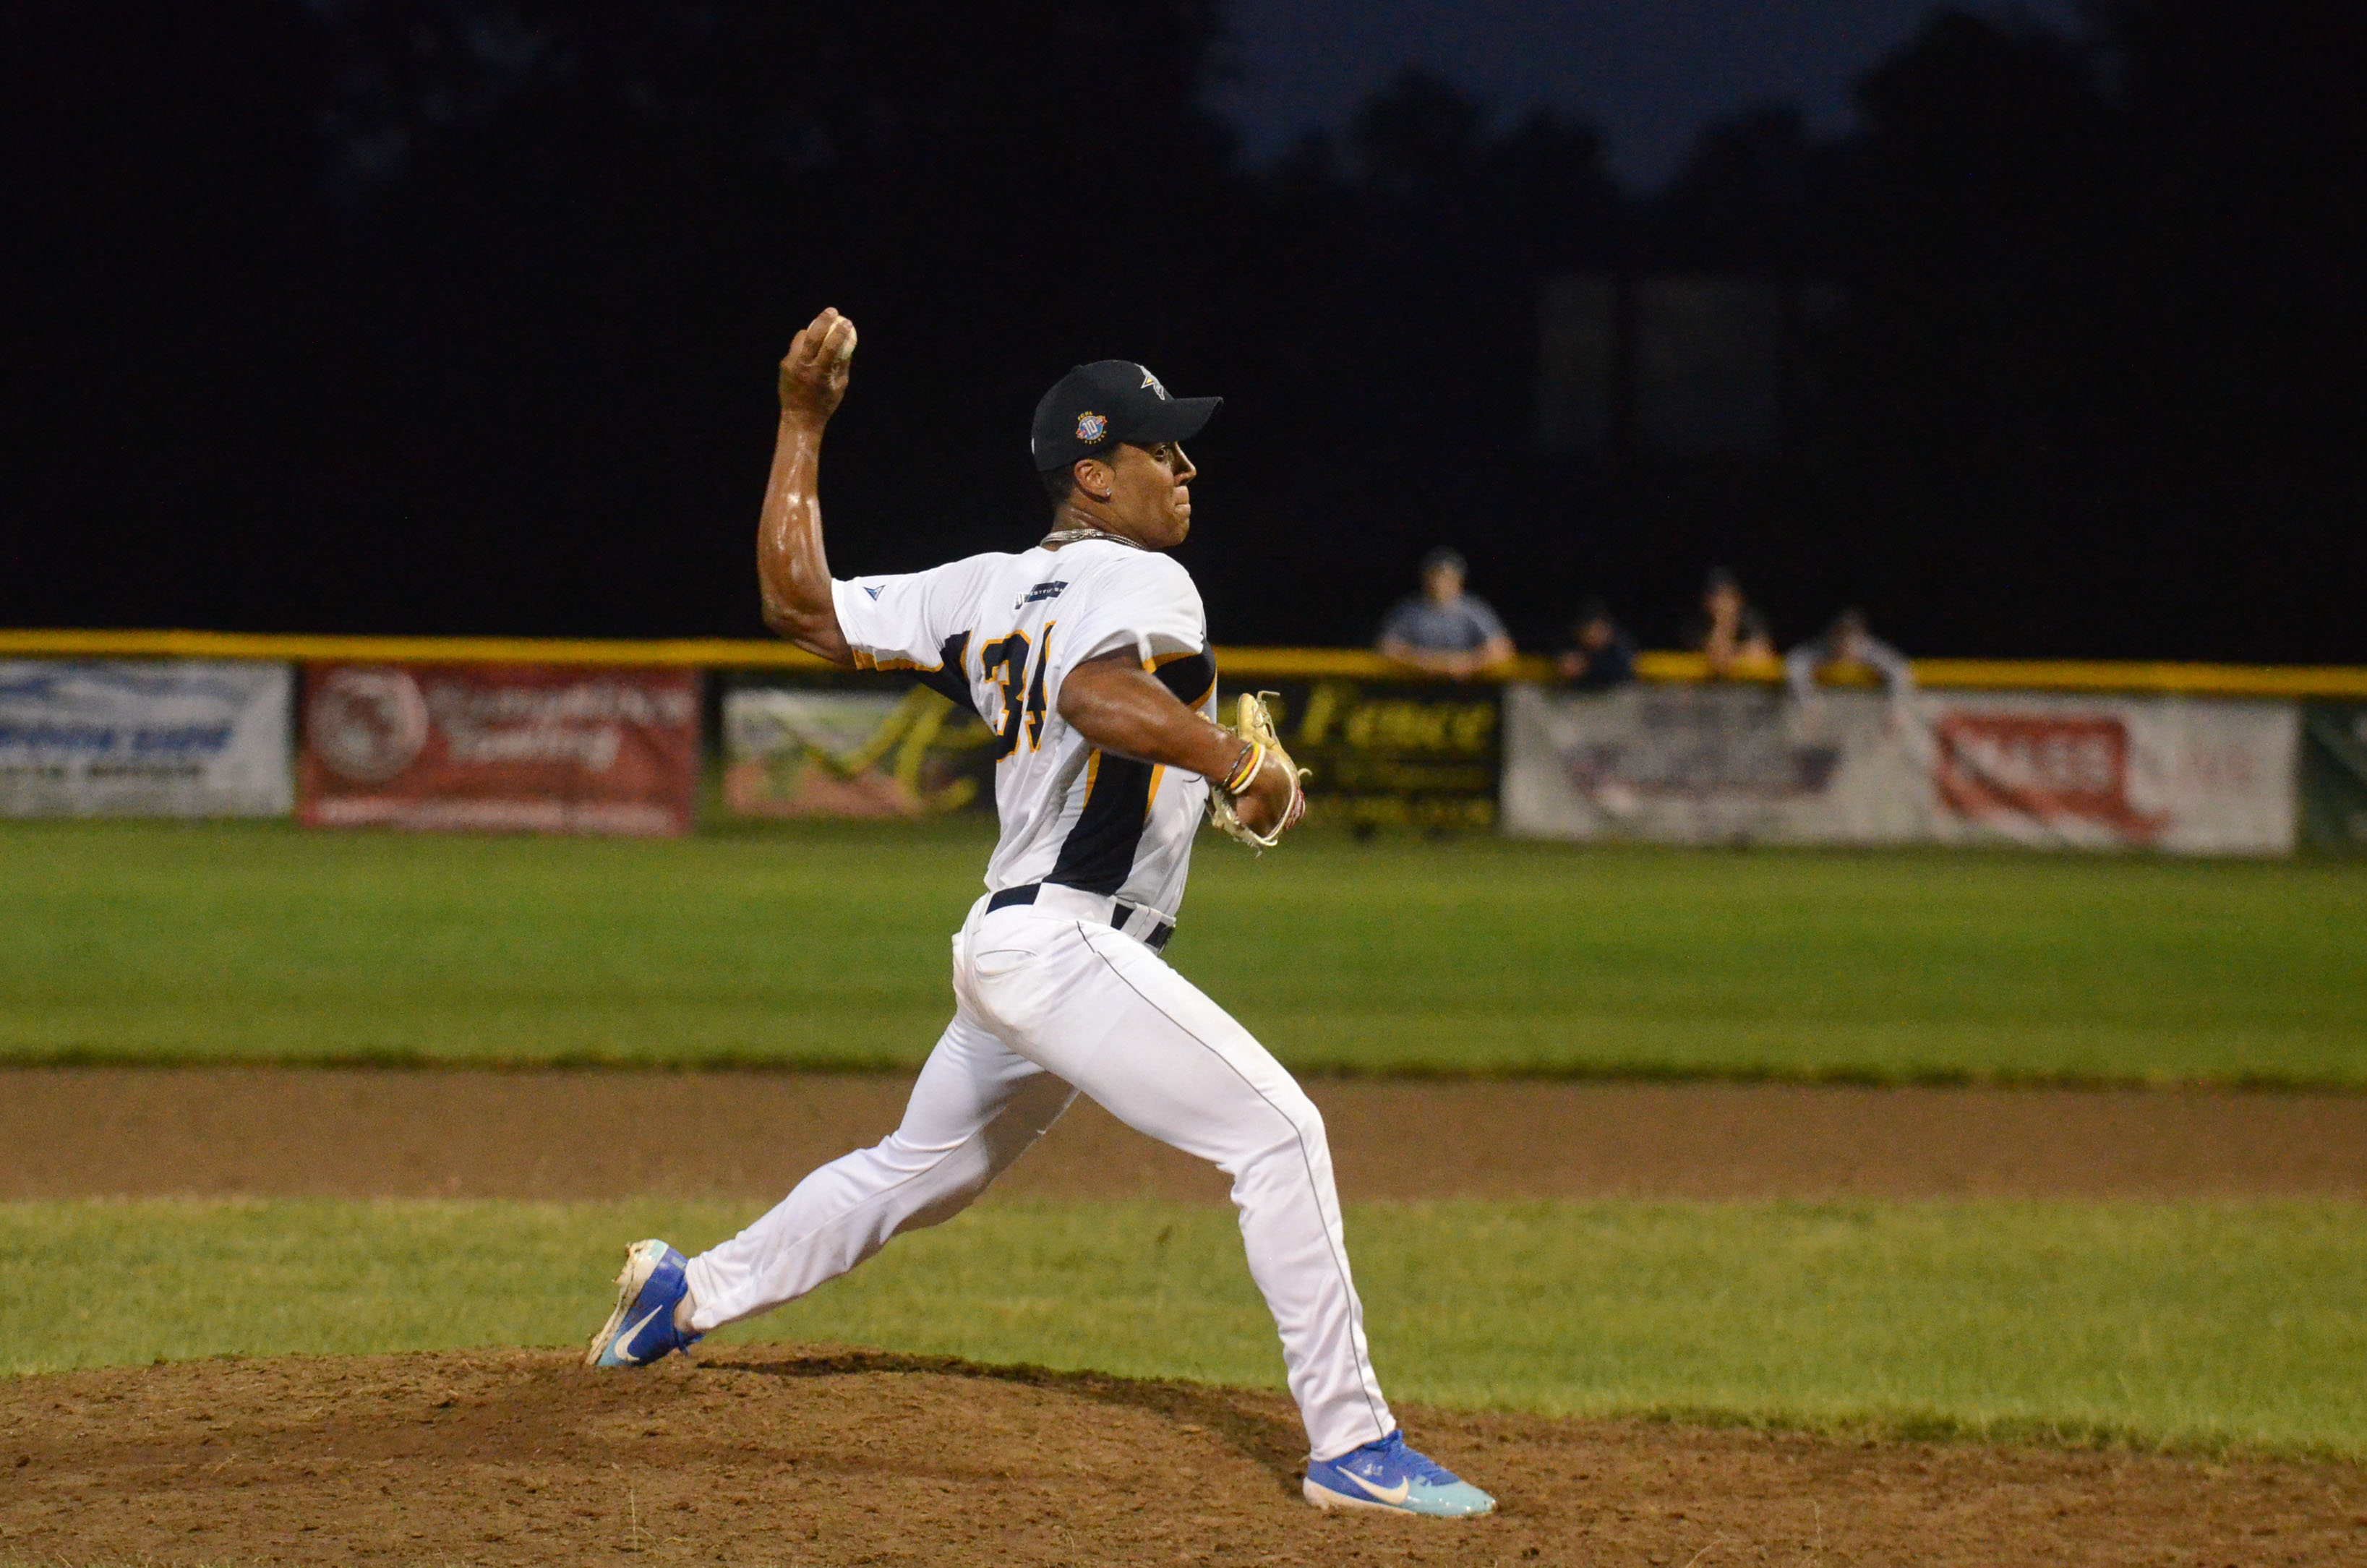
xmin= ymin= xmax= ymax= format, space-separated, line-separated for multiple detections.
xmin=1786 ymin=607 xmax=1914 ymax=703
xmin=1377 ymin=547 xmax=1515 ymax=680
xmin=1682 ymin=567 xmax=1776 ymax=677
xmin=1554 ymin=598 xmax=1638 ymax=690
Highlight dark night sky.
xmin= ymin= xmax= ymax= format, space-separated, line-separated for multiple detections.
xmin=7 ymin=0 xmax=2359 ymax=661
xmin=1210 ymin=0 xmax=2081 ymax=185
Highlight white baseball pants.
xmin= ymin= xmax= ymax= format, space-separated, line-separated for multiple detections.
xmin=682 ymin=888 xmax=1397 ymax=1461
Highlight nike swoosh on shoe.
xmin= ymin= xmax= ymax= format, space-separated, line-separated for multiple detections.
xmin=1344 ymin=1471 xmax=1413 ymax=1506
xmin=615 ymin=1304 xmax=665 ymax=1362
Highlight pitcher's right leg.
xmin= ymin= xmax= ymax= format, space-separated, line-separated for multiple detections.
xmin=680 ymin=1006 xmax=1074 ymax=1333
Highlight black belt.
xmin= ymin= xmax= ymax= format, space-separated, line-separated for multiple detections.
xmin=987 ymin=882 xmax=1174 ymax=952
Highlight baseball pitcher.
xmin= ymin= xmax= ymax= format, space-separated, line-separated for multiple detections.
xmin=584 ymin=308 xmax=1494 ymax=1518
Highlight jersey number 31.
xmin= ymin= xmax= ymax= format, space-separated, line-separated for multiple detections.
xmin=977 ymin=627 xmax=1050 ymax=761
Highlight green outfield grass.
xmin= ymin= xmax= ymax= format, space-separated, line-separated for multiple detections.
xmin=6 ymin=1196 xmax=2363 ymax=1458
xmin=4 ymin=818 xmax=2363 ymax=1082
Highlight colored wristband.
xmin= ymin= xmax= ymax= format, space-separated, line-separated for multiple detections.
xmin=1220 ymin=741 xmax=1264 ymax=797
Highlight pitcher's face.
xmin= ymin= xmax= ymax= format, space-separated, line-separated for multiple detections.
xmin=1105 ymin=440 xmax=1197 ymax=548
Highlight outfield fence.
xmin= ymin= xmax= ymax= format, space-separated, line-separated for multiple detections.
xmin=4 ymin=630 xmax=2363 ymax=854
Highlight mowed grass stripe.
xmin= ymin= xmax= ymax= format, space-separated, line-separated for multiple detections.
xmin=6 ymin=1197 xmax=2363 ymax=1459
xmin=7 ymin=821 xmax=2366 ymax=1083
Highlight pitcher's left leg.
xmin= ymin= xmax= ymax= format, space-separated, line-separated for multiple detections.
xmin=970 ymin=913 xmax=1391 ymax=1460
xmin=1043 ymin=928 xmax=1494 ymax=1515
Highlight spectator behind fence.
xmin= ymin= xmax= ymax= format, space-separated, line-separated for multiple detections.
xmin=1554 ymin=599 xmax=1638 ymax=690
xmin=1786 ymin=607 xmax=1915 ymax=705
xmin=1377 ymin=547 xmax=1515 ymax=680
xmin=1683 ymin=567 xmax=1775 ymax=678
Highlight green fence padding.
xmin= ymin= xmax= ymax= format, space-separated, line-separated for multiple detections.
xmin=2301 ymin=703 xmax=2367 ymax=854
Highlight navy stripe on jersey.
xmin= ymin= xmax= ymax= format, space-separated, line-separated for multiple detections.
xmin=1152 ymin=646 xmax=1217 ymax=709
xmin=1048 ymin=751 xmax=1157 ymax=896
xmin=913 ymin=632 xmax=974 ymax=714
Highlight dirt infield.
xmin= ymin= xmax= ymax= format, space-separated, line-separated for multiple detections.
xmin=7 ymin=1066 xmax=2367 ymax=1201
xmin=5 ymin=1346 xmax=2363 ymax=1567
xmin=9 ymin=1068 xmax=2365 ymax=1564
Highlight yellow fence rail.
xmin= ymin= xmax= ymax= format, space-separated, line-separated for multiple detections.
xmin=4 ymin=628 xmax=2365 ymax=699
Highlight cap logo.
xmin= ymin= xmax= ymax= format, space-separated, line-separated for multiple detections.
xmin=1139 ymin=368 xmax=1168 ymax=400
xmin=1075 ymin=411 xmax=1108 ymax=442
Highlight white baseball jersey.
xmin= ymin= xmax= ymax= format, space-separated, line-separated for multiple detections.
xmin=829 ymin=539 xmax=1217 ymax=921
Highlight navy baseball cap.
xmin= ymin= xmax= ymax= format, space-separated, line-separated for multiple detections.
xmin=1030 ymin=360 xmax=1221 ymax=472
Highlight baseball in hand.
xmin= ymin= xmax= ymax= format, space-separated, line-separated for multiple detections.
xmin=780 ymin=307 xmax=857 ymax=421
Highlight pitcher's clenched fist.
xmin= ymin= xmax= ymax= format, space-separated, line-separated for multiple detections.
xmin=777 ymin=307 xmax=857 ymax=426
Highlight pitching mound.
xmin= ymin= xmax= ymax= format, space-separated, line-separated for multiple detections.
xmin=5 ymin=1348 xmax=2360 ymax=1566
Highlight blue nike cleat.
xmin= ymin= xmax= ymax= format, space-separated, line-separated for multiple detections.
xmin=584 ymin=1238 xmax=703 ymax=1368
xmin=1304 ymin=1430 xmax=1496 ymax=1517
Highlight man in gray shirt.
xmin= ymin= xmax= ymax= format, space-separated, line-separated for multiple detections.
xmin=1376 ymin=548 xmax=1515 ymax=680
xmin=1786 ymin=607 xmax=1915 ymax=706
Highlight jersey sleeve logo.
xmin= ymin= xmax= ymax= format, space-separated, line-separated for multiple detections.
xmin=861 ymin=584 xmax=883 ymax=601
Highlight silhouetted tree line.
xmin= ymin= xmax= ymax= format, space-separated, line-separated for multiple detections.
xmin=4 ymin=1 xmax=2360 ymax=659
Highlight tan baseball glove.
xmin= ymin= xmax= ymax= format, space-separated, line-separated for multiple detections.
xmin=1207 ymin=690 xmax=1310 ymax=852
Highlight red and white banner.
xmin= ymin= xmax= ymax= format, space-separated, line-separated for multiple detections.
xmin=299 ymin=664 xmax=698 ymax=836
xmin=1502 ymin=684 xmax=2297 ymax=855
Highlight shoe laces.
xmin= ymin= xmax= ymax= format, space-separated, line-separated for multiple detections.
xmin=1354 ymin=1431 xmax=1458 ymax=1486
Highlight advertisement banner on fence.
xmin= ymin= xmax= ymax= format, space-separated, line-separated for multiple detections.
xmin=1241 ymin=677 xmax=1502 ymax=831
xmin=0 ymin=659 xmax=293 ymax=818
xmin=722 ymin=682 xmax=994 ymax=818
xmin=299 ymin=664 xmax=698 ymax=835
xmin=721 ymin=672 xmax=1503 ymax=829
xmin=1502 ymin=683 xmax=2298 ymax=854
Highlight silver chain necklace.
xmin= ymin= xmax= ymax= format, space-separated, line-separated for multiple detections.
xmin=1038 ymin=526 xmax=1142 ymax=550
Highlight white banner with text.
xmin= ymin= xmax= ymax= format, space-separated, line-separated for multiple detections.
xmin=0 ymin=659 xmax=294 ymax=818
xmin=1502 ymin=684 xmax=2297 ymax=855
